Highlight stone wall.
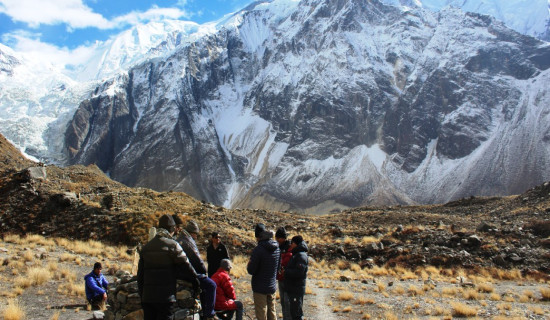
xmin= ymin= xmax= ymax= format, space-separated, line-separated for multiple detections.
xmin=104 ymin=270 xmax=201 ymax=320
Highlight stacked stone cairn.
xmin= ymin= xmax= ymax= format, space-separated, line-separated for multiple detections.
xmin=104 ymin=270 xmax=201 ymax=320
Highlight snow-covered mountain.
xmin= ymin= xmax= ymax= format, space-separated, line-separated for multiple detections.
xmin=381 ymin=0 xmax=550 ymax=41
xmin=0 ymin=20 xmax=217 ymax=162
xmin=63 ymin=0 xmax=550 ymax=213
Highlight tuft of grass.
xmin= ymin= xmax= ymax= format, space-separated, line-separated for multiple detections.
xmin=529 ymin=306 xmax=545 ymax=315
xmin=451 ymin=302 xmax=478 ymax=317
xmin=490 ymin=292 xmax=501 ymax=301
xmin=408 ymin=285 xmax=424 ymax=296
xmin=354 ymin=296 xmax=375 ymax=305
xmin=383 ymin=311 xmax=398 ymax=320
xmin=463 ymin=288 xmax=481 ymax=300
xmin=50 ymin=311 xmax=60 ymax=320
xmin=28 ymin=267 xmax=51 ymax=285
xmin=2 ymin=299 xmax=25 ymax=320
xmin=477 ymin=282 xmax=494 ymax=293
xmin=392 ymin=285 xmax=405 ymax=295
xmin=540 ymin=286 xmax=550 ymax=301
xmin=338 ymin=291 xmax=354 ymax=301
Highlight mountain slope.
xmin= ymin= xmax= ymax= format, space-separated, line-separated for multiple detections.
xmin=381 ymin=0 xmax=550 ymax=41
xmin=65 ymin=0 xmax=550 ymax=213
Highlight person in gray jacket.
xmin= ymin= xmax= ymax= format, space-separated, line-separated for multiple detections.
xmin=138 ymin=214 xmax=199 ymax=320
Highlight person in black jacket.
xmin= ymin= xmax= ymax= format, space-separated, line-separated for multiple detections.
xmin=207 ymin=231 xmax=230 ymax=278
xmin=247 ymin=223 xmax=280 ymax=320
xmin=284 ymin=235 xmax=308 ymax=320
xmin=138 ymin=214 xmax=199 ymax=320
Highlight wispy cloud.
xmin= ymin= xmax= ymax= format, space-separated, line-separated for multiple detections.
xmin=0 ymin=0 xmax=111 ymax=29
xmin=2 ymin=30 xmax=99 ymax=68
xmin=112 ymin=6 xmax=190 ymax=28
xmin=0 ymin=0 xmax=191 ymax=30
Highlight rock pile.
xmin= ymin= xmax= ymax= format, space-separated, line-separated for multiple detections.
xmin=104 ymin=270 xmax=201 ymax=320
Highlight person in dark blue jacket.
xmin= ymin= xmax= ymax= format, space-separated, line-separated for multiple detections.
xmin=284 ymin=236 xmax=309 ymax=320
xmin=247 ymin=223 xmax=280 ymax=320
xmin=84 ymin=262 xmax=109 ymax=310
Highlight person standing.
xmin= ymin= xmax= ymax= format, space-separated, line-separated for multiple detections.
xmin=84 ymin=262 xmax=109 ymax=310
xmin=284 ymin=236 xmax=309 ymax=320
xmin=207 ymin=232 xmax=230 ymax=278
xmin=211 ymin=259 xmax=244 ymax=320
xmin=247 ymin=223 xmax=280 ymax=320
xmin=177 ymin=220 xmax=218 ymax=320
xmin=275 ymin=227 xmax=292 ymax=320
xmin=138 ymin=214 xmax=199 ymax=320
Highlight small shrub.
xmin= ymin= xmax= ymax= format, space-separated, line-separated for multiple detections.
xmin=540 ymin=286 xmax=550 ymax=301
xmin=2 ymin=299 xmax=25 ymax=320
xmin=28 ymin=267 xmax=51 ymax=285
xmin=338 ymin=291 xmax=354 ymax=301
xmin=463 ymin=288 xmax=481 ymax=300
xmin=477 ymin=283 xmax=494 ymax=293
xmin=355 ymin=296 xmax=374 ymax=305
xmin=490 ymin=293 xmax=501 ymax=301
xmin=451 ymin=302 xmax=477 ymax=317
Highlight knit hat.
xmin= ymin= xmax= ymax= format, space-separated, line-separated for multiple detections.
xmin=159 ymin=214 xmax=176 ymax=230
xmin=220 ymin=259 xmax=232 ymax=271
xmin=172 ymin=214 xmax=183 ymax=226
xmin=254 ymin=223 xmax=266 ymax=238
xmin=275 ymin=227 xmax=287 ymax=239
xmin=186 ymin=220 xmax=200 ymax=234
xmin=291 ymin=235 xmax=304 ymax=245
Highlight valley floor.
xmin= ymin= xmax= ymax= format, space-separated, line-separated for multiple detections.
xmin=1 ymin=234 xmax=549 ymax=320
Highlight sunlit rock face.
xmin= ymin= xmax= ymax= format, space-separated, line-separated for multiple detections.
xmin=65 ymin=0 xmax=550 ymax=213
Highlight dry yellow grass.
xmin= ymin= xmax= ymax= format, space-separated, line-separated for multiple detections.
xmin=477 ymin=282 xmax=494 ymax=293
xmin=337 ymin=291 xmax=354 ymax=301
xmin=355 ymin=296 xmax=375 ymax=305
xmin=451 ymin=302 xmax=478 ymax=317
xmin=463 ymin=288 xmax=481 ymax=300
xmin=392 ymin=285 xmax=405 ymax=295
xmin=529 ymin=306 xmax=545 ymax=315
xmin=50 ymin=311 xmax=60 ymax=320
xmin=540 ymin=286 xmax=550 ymax=301
xmin=408 ymin=285 xmax=424 ymax=296
xmin=28 ymin=267 xmax=51 ymax=285
xmin=383 ymin=311 xmax=398 ymax=320
xmin=490 ymin=292 xmax=501 ymax=301
xmin=2 ymin=299 xmax=25 ymax=320
xmin=57 ymin=280 xmax=85 ymax=297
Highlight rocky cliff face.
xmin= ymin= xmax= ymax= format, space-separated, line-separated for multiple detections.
xmin=65 ymin=0 xmax=550 ymax=213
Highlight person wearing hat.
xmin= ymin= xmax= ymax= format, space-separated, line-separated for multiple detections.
xmin=284 ymin=235 xmax=309 ymax=320
xmin=207 ymin=231 xmax=230 ymax=277
xmin=275 ymin=227 xmax=292 ymax=320
xmin=138 ymin=214 xmax=199 ymax=320
xmin=177 ymin=220 xmax=218 ymax=320
xmin=247 ymin=223 xmax=280 ymax=320
xmin=84 ymin=262 xmax=109 ymax=310
xmin=211 ymin=259 xmax=244 ymax=320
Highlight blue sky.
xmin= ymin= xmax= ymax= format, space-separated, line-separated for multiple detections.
xmin=0 ymin=0 xmax=253 ymax=51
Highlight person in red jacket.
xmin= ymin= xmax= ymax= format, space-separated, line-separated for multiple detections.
xmin=211 ymin=259 xmax=244 ymax=320
xmin=275 ymin=227 xmax=292 ymax=320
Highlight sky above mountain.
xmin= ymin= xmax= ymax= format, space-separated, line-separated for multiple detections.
xmin=0 ymin=0 xmax=252 ymax=60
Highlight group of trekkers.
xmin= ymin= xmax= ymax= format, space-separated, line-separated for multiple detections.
xmin=84 ymin=214 xmax=309 ymax=320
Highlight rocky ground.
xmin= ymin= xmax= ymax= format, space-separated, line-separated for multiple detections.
xmin=1 ymin=133 xmax=550 ymax=319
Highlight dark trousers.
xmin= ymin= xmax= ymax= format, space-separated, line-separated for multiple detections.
xmin=142 ymin=302 xmax=174 ymax=320
xmin=200 ymin=276 xmax=217 ymax=318
xmin=288 ymin=293 xmax=304 ymax=320
xmin=217 ymin=300 xmax=244 ymax=320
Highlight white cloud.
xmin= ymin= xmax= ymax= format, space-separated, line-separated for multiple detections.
xmin=0 ymin=0 xmax=111 ymax=29
xmin=0 ymin=0 xmax=191 ymax=30
xmin=2 ymin=30 xmax=99 ymax=69
xmin=111 ymin=6 xmax=190 ymax=28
